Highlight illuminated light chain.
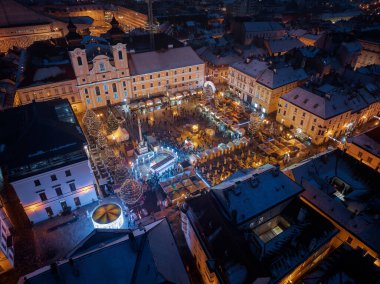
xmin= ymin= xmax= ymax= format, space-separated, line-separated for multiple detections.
xmin=118 ymin=179 xmax=143 ymax=205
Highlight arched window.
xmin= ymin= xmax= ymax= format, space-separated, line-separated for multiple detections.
xmin=77 ymin=56 xmax=82 ymax=66
xmin=112 ymin=83 xmax=117 ymax=92
xmin=95 ymin=86 xmax=100 ymax=96
xmin=118 ymin=50 xmax=123 ymax=60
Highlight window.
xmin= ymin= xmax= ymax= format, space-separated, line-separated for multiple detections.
xmin=311 ymin=126 xmax=315 ymax=131
xmin=45 ymin=207 xmax=53 ymax=217
xmin=50 ymin=175 xmax=57 ymax=182
xmin=77 ymin=56 xmax=82 ymax=66
xmin=112 ymin=83 xmax=117 ymax=92
xmin=158 ymin=74 xmax=160 ymax=78
xmin=69 ymin=183 xmax=76 ymax=192
xmin=71 ymin=96 xmax=75 ymax=103
xmin=118 ymin=50 xmax=123 ymax=60
xmin=346 ymin=236 xmax=353 ymax=244
xmin=142 ymin=85 xmax=145 ymax=89
xmin=39 ymin=192 xmax=47 ymax=201
xmin=104 ymin=84 xmax=108 ymax=91
xmin=283 ymin=110 xmax=286 ymax=116
xmin=97 ymin=96 xmax=102 ymax=103
xmin=150 ymin=83 xmax=153 ymax=88
xmin=300 ymin=120 xmax=304 ymax=126
xmin=87 ymin=99 xmax=91 ymax=105
xmin=34 ymin=180 xmax=41 ymax=186
xmin=141 ymin=77 xmax=144 ymax=81
xmin=124 ymin=91 xmax=128 ymax=97
xmin=99 ymin=62 xmax=105 ymax=72
xmin=95 ymin=86 xmax=101 ymax=96
xmin=358 ymin=152 xmax=363 ymax=158
xmin=84 ymin=88 xmax=88 ymax=95
xmin=123 ymin=81 xmax=126 ymax=87
xmin=292 ymin=116 xmax=295 ymax=121
xmin=55 ymin=187 xmax=62 ymax=196
xmin=367 ymin=157 xmax=373 ymax=164
xmin=26 ymin=94 xmax=31 ymax=101
xmin=74 ymin=197 xmax=81 ymax=207
xmin=150 ymin=75 xmax=152 ymax=80
xmin=166 ymin=72 xmax=168 ymax=76
xmin=65 ymin=170 xmax=71 ymax=177
xmin=114 ymin=93 xmax=118 ymax=99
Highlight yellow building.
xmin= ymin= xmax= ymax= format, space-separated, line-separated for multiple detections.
xmin=128 ymin=46 xmax=205 ymax=99
xmin=277 ymin=84 xmax=380 ymax=145
xmin=344 ymin=126 xmax=380 ymax=173
xmin=15 ymin=40 xmax=85 ymax=113
xmin=355 ymin=38 xmax=380 ymax=69
xmin=228 ymin=59 xmax=307 ymax=113
xmin=70 ymin=41 xmax=205 ymax=109
xmin=0 ymin=0 xmax=65 ymax=53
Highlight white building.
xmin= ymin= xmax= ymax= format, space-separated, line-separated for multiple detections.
xmin=0 ymin=207 xmax=14 ymax=274
xmin=0 ymin=99 xmax=98 ymax=224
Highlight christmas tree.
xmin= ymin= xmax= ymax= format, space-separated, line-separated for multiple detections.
xmin=107 ymin=113 xmax=119 ymax=133
xmin=248 ymin=112 xmax=262 ymax=136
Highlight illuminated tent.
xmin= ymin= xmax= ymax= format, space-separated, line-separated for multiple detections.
xmin=107 ymin=127 xmax=129 ymax=143
xmin=91 ymin=203 xmax=123 ymax=229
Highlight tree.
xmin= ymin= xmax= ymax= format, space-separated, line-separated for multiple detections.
xmin=107 ymin=113 xmax=119 ymax=133
xmin=96 ymin=133 xmax=107 ymax=149
xmin=83 ymin=109 xmax=101 ymax=137
xmin=248 ymin=112 xmax=262 ymax=136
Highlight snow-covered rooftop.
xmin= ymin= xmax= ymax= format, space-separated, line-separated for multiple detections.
xmin=212 ymin=167 xmax=303 ymax=225
xmin=350 ymin=126 xmax=380 ymax=158
xmin=129 ymin=46 xmax=203 ymax=75
xmin=289 ymin=150 xmax=380 ymax=254
xmin=231 ymin=60 xmax=307 ymax=89
xmin=21 ymin=219 xmax=190 ymax=284
xmin=280 ymin=83 xmax=373 ymax=119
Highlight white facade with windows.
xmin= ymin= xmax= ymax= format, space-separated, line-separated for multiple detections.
xmin=10 ymin=160 xmax=97 ymax=224
xmin=0 ymin=208 xmax=14 ymax=274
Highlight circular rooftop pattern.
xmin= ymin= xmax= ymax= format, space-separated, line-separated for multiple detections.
xmin=92 ymin=203 xmax=123 ymax=229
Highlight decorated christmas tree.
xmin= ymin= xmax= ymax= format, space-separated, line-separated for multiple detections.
xmin=107 ymin=113 xmax=119 ymax=133
xmin=248 ymin=112 xmax=262 ymax=136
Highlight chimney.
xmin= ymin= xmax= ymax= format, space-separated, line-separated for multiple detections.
xmin=128 ymin=231 xmax=138 ymax=252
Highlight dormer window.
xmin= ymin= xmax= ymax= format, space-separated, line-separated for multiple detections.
xmin=99 ymin=62 xmax=105 ymax=72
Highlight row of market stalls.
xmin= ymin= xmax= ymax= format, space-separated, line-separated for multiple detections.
xmin=198 ymin=102 xmax=248 ymax=136
xmin=159 ymin=169 xmax=209 ymax=206
xmin=129 ymin=90 xmax=197 ymax=111
xmin=190 ymin=137 xmax=250 ymax=164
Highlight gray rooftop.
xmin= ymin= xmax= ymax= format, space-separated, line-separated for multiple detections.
xmin=280 ymin=84 xmax=374 ymax=119
xmin=129 ymin=46 xmax=204 ymax=75
xmin=286 ymin=149 xmax=380 ymax=254
xmin=350 ymin=126 xmax=380 ymax=158
xmin=231 ymin=60 xmax=307 ymax=89
xmin=21 ymin=219 xmax=190 ymax=284
xmin=212 ymin=166 xmax=303 ymax=225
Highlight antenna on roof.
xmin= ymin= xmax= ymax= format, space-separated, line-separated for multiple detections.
xmin=146 ymin=0 xmax=155 ymax=51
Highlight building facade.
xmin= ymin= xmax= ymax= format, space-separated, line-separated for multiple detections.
xmin=228 ymin=60 xmax=307 ymax=113
xmin=0 ymin=100 xmax=98 ymax=224
xmin=276 ymin=84 xmax=380 ymax=145
xmin=343 ymin=126 xmax=380 ymax=173
xmin=70 ymin=43 xmax=205 ymax=109
xmin=355 ymin=38 xmax=380 ymax=69
xmin=12 ymin=159 xmax=98 ymax=224
xmin=0 ymin=207 xmax=14 ymax=274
